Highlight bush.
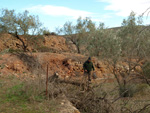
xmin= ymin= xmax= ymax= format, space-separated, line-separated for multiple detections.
xmin=8 ymin=48 xmax=23 ymax=53
xmin=43 ymin=31 xmax=51 ymax=36
xmin=119 ymin=84 xmax=137 ymax=97
xmin=67 ymin=90 xmax=113 ymax=113
xmin=36 ymin=46 xmax=55 ymax=52
xmin=135 ymin=83 xmax=149 ymax=95
xmin=50 ymin=32 xmax=57 ymax=35
xmin=28 ymin=36 xmax=45 ymax=48
xmin=142 ymin=62 xmax=150 ymax=79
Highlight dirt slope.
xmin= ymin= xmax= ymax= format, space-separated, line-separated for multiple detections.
xmin=0 ymin=33 xmax=114 ymax=81
xmin=0 ymin=52 xmax=113 ymax=81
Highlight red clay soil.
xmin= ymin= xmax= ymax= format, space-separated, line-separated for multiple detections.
xmin=0 ymin=52 xmax=112 ymax=80
xmin=0 ymin=33 xmax=70 ymax=53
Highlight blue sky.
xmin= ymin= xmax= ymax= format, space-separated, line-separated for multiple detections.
xmin=0 ymin=0 xmax=150 ymax=32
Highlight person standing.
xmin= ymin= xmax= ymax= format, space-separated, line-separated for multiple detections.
xmin=83 ymin=57 xmax=95 ymax=82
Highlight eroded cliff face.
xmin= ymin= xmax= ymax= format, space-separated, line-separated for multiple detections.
xmin=0 ymin=33 xmax=75 ymax=53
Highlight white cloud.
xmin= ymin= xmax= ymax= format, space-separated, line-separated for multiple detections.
xmin=98 ymin=0 xmax=150 ymax=16
xmin=26 ymin=5 xmax=93 ymax=19
xmin=91 ymin=14 xmax=113 ymax=23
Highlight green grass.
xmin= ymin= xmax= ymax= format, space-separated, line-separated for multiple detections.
xmin=0 ymin=75 xmax=59 ymax=113
xmin=8 ymin=48 xmax=23 ymax=53
xmin=6 ymin=83 xmax=28 ymax=102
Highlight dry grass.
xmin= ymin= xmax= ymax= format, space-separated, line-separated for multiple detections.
xmin=1 ymin=71 xmax=150 ymax=113
xmin=0 ymin=75 xmax=60 ymax=113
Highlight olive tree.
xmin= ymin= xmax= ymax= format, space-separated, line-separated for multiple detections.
xmin=58 ymin=17 xmax=96 ymax=54
xmin=0 ymin=9 xmax=42 ymax=52
xmin=88 ymin=11 xmax=150 ymax=97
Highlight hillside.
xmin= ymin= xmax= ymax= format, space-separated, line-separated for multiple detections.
xmin=0 ymin=33 xmax=73 ymax=53
xmin=0 ymin=52 xmax=113 ymax=81
xmin=0 ymin=33 xmax=150 ymax=113
xmin=0 ymin=34 xmax=114 ymax=113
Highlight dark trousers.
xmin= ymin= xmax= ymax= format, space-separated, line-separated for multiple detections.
xmin=81 ymin=71 xmax=92 ymax=91
xmin=84 ymin=71 xmax=91 ymax=81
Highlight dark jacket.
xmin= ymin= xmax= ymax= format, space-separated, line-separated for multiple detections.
xmin=83 ymin=60 xmax=95 ymax=72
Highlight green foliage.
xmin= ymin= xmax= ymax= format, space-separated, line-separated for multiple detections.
xmin=0 ymin=49 xmax=9 ymax=54
xmin=50 ymin=32 xmax=57 ymax=35
xmin=58 ymin=17 xmax=96 ymax=53
xmin=136 ymin=83 xmax=149 ymax=95
xmin=142 ymin=62 xmax=150 ymax=79
xmin=42 ymin=27 xmax=51 ymax=36
xmin=87 ymin=23 xmax=121 ymax=58
xmin=119 ymin=84 xmax=137 ymax=97
xmin=119 ymin=12 xmax=139 ymax=38
xmin=0 ymin=9 xmax=42 ymax=35
xmin=0 ymin=9 xmax=16 ymax=33
xmin=83 ymin=12 xmax=150 ymax=98
xmin=57 ymin=12 xmax=150 ymax=100
xmin=0 ymin=8 xmax=44 ymax=52
xmin=36 ymin=46 xmax=54 ymax=52
xmin=8 ymin=48 xmax=23 ymax=53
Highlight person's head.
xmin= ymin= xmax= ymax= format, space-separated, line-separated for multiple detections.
xmin=88 ymin=57 xmax=91 ymax=62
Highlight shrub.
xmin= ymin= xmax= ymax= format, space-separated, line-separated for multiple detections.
xmin=43 ymin=30 xmax=51 ymax=36
xmin=67 ymin=90 xmax=113 ymax=113
xmin=50 ymin=32 xmax=57 ymax=35
xmin=142 ymin=62 xmax=150 ymax=79
xmin=135 ymin=83 xmax=149 ymax=95
xmin=119 ymin=84 xmax=137 ymax=97
xmin=8 ymin=48 xmax=23 ymax=53
xmin=36 ymin=46 xmax=55 ymax=52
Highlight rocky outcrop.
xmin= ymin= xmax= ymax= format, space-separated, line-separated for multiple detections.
xmin=57 ymin=95 xmax=80 ymax=113
xmin=0 ymin=33 xmax=22 ymax=51
xmin=43 ymin=35 xmax=69 ymax=52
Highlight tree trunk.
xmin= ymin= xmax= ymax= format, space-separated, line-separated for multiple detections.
xmin=77 ymin=46 xmax=81 ymax=54
xmin=11 ymin=32 xmax=28 ymax=52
